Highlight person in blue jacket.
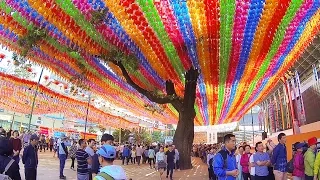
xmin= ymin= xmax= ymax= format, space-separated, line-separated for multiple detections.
xmin=122 ymin=145 xmax=131 ymax=165
xmin=214 ymin=134 xmax=239 ymax=180
xmin=22 ymin=134 xmax=39 ymax=180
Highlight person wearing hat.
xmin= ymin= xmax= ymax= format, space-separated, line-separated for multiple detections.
xmin=58 ymin=134 xmax=69 ymax=179
xmin=22 ymin=134 xmax=39 ymax=180
xmin=304 ymin=137 xmax=317 ymax=180
xmin=292 ymin=143 xmax=305 ymax=180
xmin=94 ymin=144 xmax=127 ymax=180
xmin=0 ymin=136 xmax=21 ymax=180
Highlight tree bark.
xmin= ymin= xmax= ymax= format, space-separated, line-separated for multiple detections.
xmin=173 ymin=68 xmax=198 ymax=170
xmin=110 ymin=60 xmax=199 ymax=170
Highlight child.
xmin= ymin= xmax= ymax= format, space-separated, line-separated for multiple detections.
xmin=131 ymin=147 xmax=136 ymax=164
xmin=94 ymin=145 xmax=127 ymax=180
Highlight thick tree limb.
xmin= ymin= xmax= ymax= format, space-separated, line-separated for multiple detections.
xmin=111 ymin=60 xmax=183 ymax=109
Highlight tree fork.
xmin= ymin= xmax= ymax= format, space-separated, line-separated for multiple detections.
xmin=111 ymin=60 xmax=199 ymax=170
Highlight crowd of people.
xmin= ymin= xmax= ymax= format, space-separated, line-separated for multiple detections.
xmin=2 ymin=125 xmax=320 ymax=180
xmin=203 ymin=133 xmax=320 ymax=180
xmin=0 ymin=127 xmax=182 ymax=180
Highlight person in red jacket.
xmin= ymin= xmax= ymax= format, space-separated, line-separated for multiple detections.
xmin=241 ymin=145 xmax=252 ymax=180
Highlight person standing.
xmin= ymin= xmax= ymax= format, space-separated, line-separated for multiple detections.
xmin=271 ymin=133 xmax=287 ymax=180
xmin=240 ymin=145 xmax=252 ymax=180
xmin=156 ymin=146 xmax=167 ymax=179
xmin=173 ymin=145 xmax=180 ymax=171
xmin=85 ymin=139 xmax=96 ymax=180
xmin=207 ymin=147 xmax=217 ymax=180
xmin=148 ymin=146 xmax=156 ymax=169
xmin=69 ymin=141 xmax=78 ymax=170
xmin=76 ymin=139 xmax=92 ymax=180
xmin=165 ymin=145 xmax=175 ymax=180
xmin=143 ymin=146 xmax=149 ymax=164
xmin=314 ymin=150 xmax=320 ymax=180
xmin=304 ymin=137 xmax=317 ymax=180
xmin=131 ymin=147 xmax=137 ymax=164
xmin=249 ymin=150 xmax=256 ymax=180
xmin=0 ymin=136 xmax=21 ymax=180
xmin=58 ymin=134 xmax=69 ymax=179
xmin=214 ymin=134 xmax=238 ymax=180
xmin=46 ymin=136 xmax=50 ymax=151
xmin=39 ymin=135 xmax=46 ymax=152
xmin=292 ymin=143 xmax=305 ymax=180
xmin=22 ymin=134 xmax=39 ymax=180
xmin=136 ymin=145 xmax=143 ymax=166
xmin=23 ymin=131 xmax=31 ymax=148
xmin=253 ymin=142 xmax=271 ymax=180
xmin=49 ymin=137 xmax=54 ymax=152
xmin=122 ymin=145 xmax=131 ymax=165
xmin=10 ymin=130 xmax=22 ymax=164
xmin=236 ymin=146 xmax=244 ymax=180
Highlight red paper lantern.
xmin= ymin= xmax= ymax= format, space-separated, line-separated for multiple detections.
xmin=63 ymin=84 xmax=68 ymax=89
xmin=44 ymin=75 xmax=49 ymax=80
xmin=54 ymin=80 xmax=60 ymax=85
xmin=27 ymin=67 xmax=32 ymax=72
xmin=0 ymin=53 xmax=5 ymax=59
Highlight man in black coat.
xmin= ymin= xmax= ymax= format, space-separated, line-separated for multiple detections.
xmin=22 ymin=134 xmax=39 ymax=180
xmin=0 ymin=136 xmax=21 ymax=180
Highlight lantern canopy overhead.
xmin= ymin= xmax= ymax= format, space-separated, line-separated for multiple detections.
xmin=0 ymin=0 xmax=319 ymax=125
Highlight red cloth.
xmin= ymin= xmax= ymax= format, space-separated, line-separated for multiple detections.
xmin=10 ymin=138 xmax=22 ymax=151
xmin=240 ymin=153 xmax=251 ymax=173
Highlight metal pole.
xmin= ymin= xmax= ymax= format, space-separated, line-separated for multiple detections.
xmin=84 ymin=93 xmax=91 ymax=139
xmin=119 ymin=128 xmax=122 ymax=143
xmin=251 ymin=108 xmax=254 ymax=145
xmin=28 ymin=68 xmax=44 ymax=131
xmin=243 ymin=116 xmax=246 ymax=142
xmin=10 ymin=113 xmax=15 ymax=130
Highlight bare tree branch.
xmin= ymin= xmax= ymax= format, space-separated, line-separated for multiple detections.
xmin=110 ymin=60 xmax=183 ymax=109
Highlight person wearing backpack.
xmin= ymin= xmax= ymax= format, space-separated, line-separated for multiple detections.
xmin=207 ymin=147 xmax=217 ymax=180
xmin=214 ymin=134 xmax=238 ymax=180
xmin=304 ymin=137 xmax=317 ymax=180
xmin=0 ymin=136 xmax=21 ymax=180
xmin=94 ymin=144 xmax=127 ymax=180
xmin=292 ymin=143 xmax=304 ymax=180
xmin=148 ymin=146 xmax=156 ymax=169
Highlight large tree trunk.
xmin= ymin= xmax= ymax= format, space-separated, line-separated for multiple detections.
xmin=173 ymin=109 xmax=195 ymax=170
xmin=173 ymin=68 xmax=198 ymax=170
xmin=112 ymin=60 xmax=199 ymax=170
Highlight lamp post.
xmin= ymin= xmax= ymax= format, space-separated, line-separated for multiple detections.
xmin=28 ymin=68 xmax=44 ymax=131
xmin=251 ymin=108 xmax=254 ymax=145
xmin=84 ymin=93 xmax=91 ymax=139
